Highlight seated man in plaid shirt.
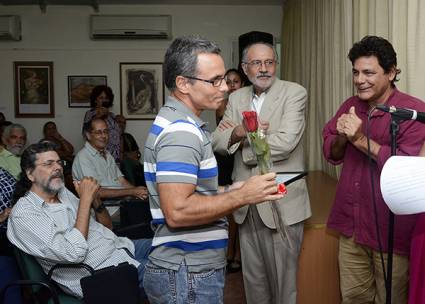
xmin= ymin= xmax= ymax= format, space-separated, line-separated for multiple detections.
xmin=0 ymin=167 xmax=16 ymax=256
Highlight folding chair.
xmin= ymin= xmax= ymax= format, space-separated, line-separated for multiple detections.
xmin=3 ymin=248 xmax=141 ymax=304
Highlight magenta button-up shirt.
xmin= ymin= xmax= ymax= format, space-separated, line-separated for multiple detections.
xmin=323 ymin=88 xmax=425 ymax=255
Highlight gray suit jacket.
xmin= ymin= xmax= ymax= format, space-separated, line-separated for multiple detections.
xmin=212 ymin=78 xmax=311 ymax=228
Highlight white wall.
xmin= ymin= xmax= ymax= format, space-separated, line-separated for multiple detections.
xmin=0 ymin=4 xmax=282 ymax=151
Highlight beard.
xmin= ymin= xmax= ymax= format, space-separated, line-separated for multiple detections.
xmin=41 ymin=171 xmax=65 ymax=194
xmin=247 ymin=72 xmax=275 ymax=92
xmin=7 ymin=144 xmax=24 ymax=156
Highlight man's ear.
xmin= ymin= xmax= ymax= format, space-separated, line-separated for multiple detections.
xmin=241 ymin=63 xmax=248 ymax=76
xmin=84 ymin=131 xmax=91 ymax=142
xmin=26 ymin=169 xmax=35 ymax=182
xmin=175 ymin=75 xmax=190 ymax=94
xmin=388 ymin=66 xmax=397 ymax=83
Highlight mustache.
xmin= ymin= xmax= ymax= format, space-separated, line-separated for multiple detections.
xmin=256 ymin=73 xmax=272 ymax=78
xmin=7 ymin=144 xmax=25 ymax=155
xmin=49 ymin=171 xmax=64 ymax=181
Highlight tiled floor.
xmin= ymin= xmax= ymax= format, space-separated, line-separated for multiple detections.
xmin=224 ymin=270 xmax=246 ymax=304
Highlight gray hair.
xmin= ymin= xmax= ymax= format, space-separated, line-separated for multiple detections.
xmin=163 ymin=35 xmax=221 ymax=91
xmin=241 ymin=42 xmax=279 ymax=64
xmin=2 ymin=123 xmax=26 ymax=143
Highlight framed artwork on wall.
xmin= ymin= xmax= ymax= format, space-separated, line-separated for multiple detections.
xmin=14 ymin=61 xmax=54 ymax=118
xmin=68 ymin=75 xmax=107 ymax=108
xmin=120 ymin=62 xmax=163 ymax=120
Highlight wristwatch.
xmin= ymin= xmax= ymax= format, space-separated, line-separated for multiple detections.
xmin=94 ymin=202 xmax=106 ymax=213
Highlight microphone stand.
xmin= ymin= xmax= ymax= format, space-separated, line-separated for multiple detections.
xmin=386 ymin=116 xmax=402 ymax=304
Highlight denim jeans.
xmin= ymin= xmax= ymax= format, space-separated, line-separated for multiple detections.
xmin=132 ymin=239 xmax=152 ymax=299
xmin=143 ymin=261 xmax=225 ymax=304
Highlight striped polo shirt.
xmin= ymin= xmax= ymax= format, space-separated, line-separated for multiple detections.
xmin=143 ymin=96 xmax=227 ymax=272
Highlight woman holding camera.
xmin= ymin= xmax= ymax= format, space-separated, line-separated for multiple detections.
xmin=83 ymin=85 xmax=121 ymax=164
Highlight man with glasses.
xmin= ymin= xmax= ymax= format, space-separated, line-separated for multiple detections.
xmin=143 ymin=36 xmax=284 ymax=304
xmin=73 ymin=118 xmax=148 ymax=201
xmin=212 ymin=42 xmax=311 ymax=304
xmin=7 ymin=142 xmax=151 ymax=298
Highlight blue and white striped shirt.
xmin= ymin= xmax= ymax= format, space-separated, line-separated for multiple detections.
xmin=144 ymin=96 xmax=227 ymax=272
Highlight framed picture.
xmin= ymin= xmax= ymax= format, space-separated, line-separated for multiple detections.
xmin=14 ymin=61 xmax=54 ymax=118
xmin=120 ymin=62 xmax=164 ymax=120
xmin=68 ymin=75 xmax=107 ymax=108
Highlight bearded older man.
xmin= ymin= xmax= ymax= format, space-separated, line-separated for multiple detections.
xmin=212 ymin=42 xmax=311 ymax=304
xmin=7 ymin=142 xmax=151 ymax=299
xmin=0 ymin=124 xmax=27 ymax=178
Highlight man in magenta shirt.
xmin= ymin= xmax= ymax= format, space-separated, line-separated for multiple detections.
xmin=323 ymin=35 xmax=425 ymax=303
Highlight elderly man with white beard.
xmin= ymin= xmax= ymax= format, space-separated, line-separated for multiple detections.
xmin=212 ymin=42 xmax=311 ymax=304
xmin=7 ymin=142 xmax=152 ymax=299
xmin=0 ymin=124 xmax=27 ymax=179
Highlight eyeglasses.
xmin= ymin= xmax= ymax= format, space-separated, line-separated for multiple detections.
xmin=36 ymin=159 xmax=66 ymax=168
xmin=91 ymin=129 xmax=109 ymax=136
xmin=243 ymin=59 xmax=276 ymax=69
xmin=183 ymin=76 xmax=226 ymax=87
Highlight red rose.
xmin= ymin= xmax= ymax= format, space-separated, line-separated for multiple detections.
xmin=242 ymin=111 xmax=258 ymax=132
xmin=277 ymin=183 xmax=287 ymax=194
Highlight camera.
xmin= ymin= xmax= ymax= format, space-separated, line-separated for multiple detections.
xmin=102 ymin=101 xmax=111 ymax=108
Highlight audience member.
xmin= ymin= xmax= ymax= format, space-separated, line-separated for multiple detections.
xmin=41 ymin=121 xmax=76 ymax=193
xmin=323 ymin=35 xmax=425 ymax=303
xmin=0 ymin=124 xmax=27 ymax=178
xmin=0 ymin=167 xmax=16 ymax=256
xmin=143 ymin=35 xmax=284 ymax=303
xmin=0 ymin=120 xmax=12 ymax=146
xmin=83 ymin=85 xmax=121 ymax=163
xmin=2 ymin=123 xmax=26 ymax=157
xmin=7 ymin=142 xmax=152 ymax=299
xmin=216 ymin=68 xmax=244 ymax=125
xmin=212 ymin=41 xmax=311 ymax=304
xmin=41 ymin=121 xmax=74 ymax=163
xmin=115 ymin=114 xmax=146 ymax=187
xmin=73 ymin=118 xmax=147 ymax=201
xmin=215 ymin=68 xmax=244 ymax=273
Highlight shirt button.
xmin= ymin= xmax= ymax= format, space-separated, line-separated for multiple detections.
xmin=354 ymin=182 xmax=360 ymax=188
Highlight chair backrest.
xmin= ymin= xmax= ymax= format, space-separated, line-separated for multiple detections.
xmin=13 ymin=247 xmax=49 ymax=293
xmin=13 ymin=247 xmax=82 ymax=304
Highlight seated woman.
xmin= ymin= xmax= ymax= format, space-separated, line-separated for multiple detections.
xmin=41 ymin=121 xmax=74 ymax=164
xmin=116 ymin=115 xmax=146 ymax=187
xmin=41 ymin=121 xmax=75 ymax=192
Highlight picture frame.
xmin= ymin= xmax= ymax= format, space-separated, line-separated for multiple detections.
xmin=120 ymin=62 xmax=164 ymax=120
xmin=14 ymin=61 xmax=54 ymax=118
xmin=68 ymin=75 xmax=107 ymax=108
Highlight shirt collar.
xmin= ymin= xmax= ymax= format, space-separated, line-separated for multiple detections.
xmin=84 ymin=141 xmax=107 ymax=158
xmin=27 ymin=188 xmax=66 ymax=208
xmin=356 ymin=87 xmax=399 ymax=117
xmin=164 ymin=95 xmax=207 ymax=129
xmin=0 ymin=148 xmax=17 ymax=158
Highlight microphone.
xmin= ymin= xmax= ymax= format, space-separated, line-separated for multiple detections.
xmin=375 ymin=104 xmax=425 ymax=124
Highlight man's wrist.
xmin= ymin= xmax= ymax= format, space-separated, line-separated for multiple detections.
xmin=229 ymin=126 xmax=244 ymax=147
xmin=94 ymin=202 xmax=106 ymax=213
